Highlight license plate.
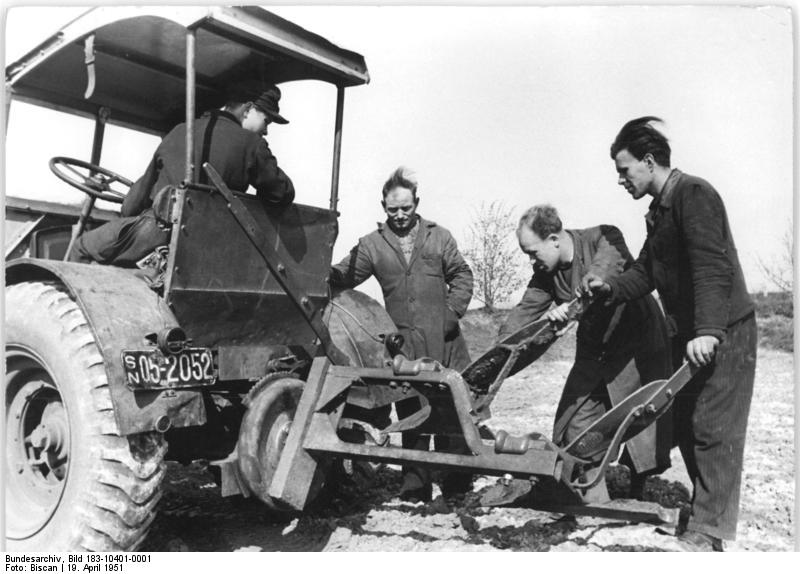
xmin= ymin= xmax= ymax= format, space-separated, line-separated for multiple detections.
xmin=122 ymin=348 xmax=216 ymax=391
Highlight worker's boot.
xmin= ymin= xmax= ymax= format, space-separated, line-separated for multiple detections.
xmin=398 ymin=430 xmax=433 ymax=503
xmin=575 ymin=467 xmax=610 ymax=503
xmin=675 ymin=530 xmax=724 ymax=552
xmin=399 ymin=468 xmax=432 ymax=503
xmin=629 ymin=472 xmax=648 ymax=500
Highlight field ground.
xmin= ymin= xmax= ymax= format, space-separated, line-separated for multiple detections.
xmin=487 ymin=345 xmax=795 ymax=551
xmin=142 ymin=312 xmax=795 ymax=551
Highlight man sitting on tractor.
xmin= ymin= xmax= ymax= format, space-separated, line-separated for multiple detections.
xmin=68 ymin=82 xmax=295 ymax=267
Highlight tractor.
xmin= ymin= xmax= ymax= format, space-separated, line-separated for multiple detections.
xmin=4 ymin=6 xmax=690 ymax=553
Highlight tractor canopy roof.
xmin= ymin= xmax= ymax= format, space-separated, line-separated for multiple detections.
xmin=5 ymin=5 xmax=370 ymax=136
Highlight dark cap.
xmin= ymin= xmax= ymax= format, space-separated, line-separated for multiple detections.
xmin=253 ymin=85 xmax=288 ymax=125
xmin=226 ymin=82 xmax=289 ymax=124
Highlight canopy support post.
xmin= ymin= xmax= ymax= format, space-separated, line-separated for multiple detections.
xmin=329 ymin=86 xmax=345 ymax=213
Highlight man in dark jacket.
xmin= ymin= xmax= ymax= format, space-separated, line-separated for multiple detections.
xmin=330 ymin=166 xmax=473 ymax=501
xmin=583 ymin=116 xmax=756 ymax=551
xmin=69 ymin=83 xmax=295 ymax=266
xmin=499 ymin=205 xmax=672 ymax=502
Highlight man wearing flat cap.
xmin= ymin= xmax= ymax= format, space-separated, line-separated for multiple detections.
xmin=69 ymin=82 xmax=295 ymax=266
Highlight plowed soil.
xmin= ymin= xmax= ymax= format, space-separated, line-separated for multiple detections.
xmin=140 ymin=333 xmax=794 ymax=552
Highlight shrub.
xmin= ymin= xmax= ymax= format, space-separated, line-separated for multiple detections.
xmin=750 ymin=292 xmax=793 ymax=353
xmin=751 ymin=291 xmax=793 ymax=319
xmin=757 ymin=315 xmax=794 ymax=353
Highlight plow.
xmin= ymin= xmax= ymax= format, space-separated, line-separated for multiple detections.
xmin=198 ymin=166 xmax=696 ymax=526
xmin=254 ymin=296 xmax=697 ymax=528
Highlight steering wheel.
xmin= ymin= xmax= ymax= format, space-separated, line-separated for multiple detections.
xmin=49 ymin=156 xmax=133 ymax=204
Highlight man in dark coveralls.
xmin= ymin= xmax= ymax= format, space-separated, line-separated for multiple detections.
xmin=582 ymin=116 xmax=756 ymax=551
xmin=330 ymin=167 xmax=474 ymax=502
xmin=499 ymin=205 xmax=672 ymax=502
xmin=68 ymin=83 xmax=295 ymax=265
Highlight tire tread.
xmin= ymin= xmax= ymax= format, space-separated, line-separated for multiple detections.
xmin=5 ymin=280 xmax=165 ymax=552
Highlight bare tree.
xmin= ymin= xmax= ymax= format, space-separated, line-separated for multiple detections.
xmin=757 ymin=221 xmax=794 ymax=293
xmin=462 ymin=201 xmax=526 ymax=312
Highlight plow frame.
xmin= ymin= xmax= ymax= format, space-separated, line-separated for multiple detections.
xmin=267 ymin=345 xmax=697 ymax=528
xmin=268 ymin=357 xmax=569 ymax=509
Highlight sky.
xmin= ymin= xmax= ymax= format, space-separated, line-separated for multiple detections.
xmin=2 ymin=2 xmax=795 ymax=305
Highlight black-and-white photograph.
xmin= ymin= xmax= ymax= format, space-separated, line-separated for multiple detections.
xmin=2 ymin=3 xmax=794 ymax=555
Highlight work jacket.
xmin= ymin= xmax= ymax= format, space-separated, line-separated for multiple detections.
xmin=499 ymin=226 xmax=669 ymax=378
xmin=330 ymin=216 xmax=473 ymax=370
xmin=122 ymin=110 xmax=294 ymax=217
xmin=607 ymin=170 xmax=754 ymax=344
xmin=499 ymin=225 xmax=672 ymax=473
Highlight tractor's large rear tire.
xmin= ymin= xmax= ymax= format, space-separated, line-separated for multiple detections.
xmin=5 ymin=281 xmax=166 ymax=551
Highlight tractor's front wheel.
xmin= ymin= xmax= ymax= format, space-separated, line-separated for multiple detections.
xmin=5 ymin=281 xmax=166 ymax=551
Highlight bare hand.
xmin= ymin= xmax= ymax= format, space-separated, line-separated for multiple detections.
xmin=544 ymin=302 xmax=571 ymax=324
xmin=580 ymin=272 xmax=611 ymax=298
xmin=545 ymin=303 xmax=576 ymax=336
xmin=685 ymin=335 xmax=719 ymax=367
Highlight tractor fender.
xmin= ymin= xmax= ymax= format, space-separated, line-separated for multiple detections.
xmin=323 ymin=288 xmax=397 ymax=368
xmin=6 ymin=259 xmax=206 ymax=435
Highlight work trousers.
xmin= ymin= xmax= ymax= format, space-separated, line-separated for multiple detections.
xmin=396 ymin=397 xmax=471 ymax=492
xmin=673 ymin=312 xmax=757 ymax=540
xmin=68 ymin=209 xmax=170 ymax=267
xmin=395 ymin=342 xmax=472 ymax=493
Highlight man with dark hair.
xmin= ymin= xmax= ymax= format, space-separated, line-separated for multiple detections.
xmin=499 ymin=204 xmax=672 ymax=502
xmin=69 ymin=83 xmax=295 ymax=266
xmin=583 ymin=116 xmax=756 ymax=551
xmin=330 ymin=166 xmax=474 ymax=502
